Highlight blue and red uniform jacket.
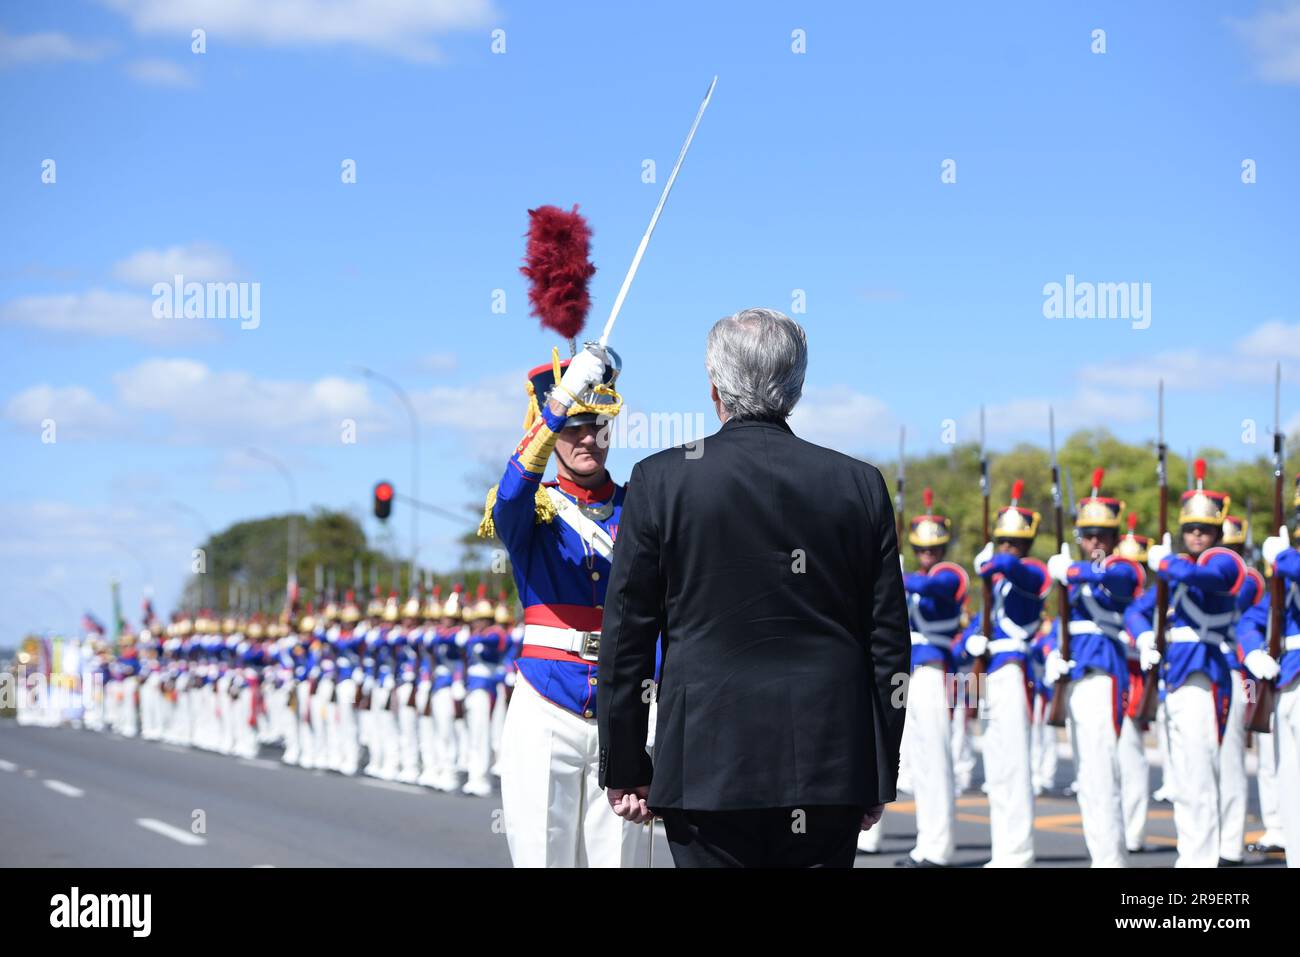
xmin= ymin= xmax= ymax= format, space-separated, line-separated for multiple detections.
xmin=957 ymin=553 xmax=1049 ymax=674
xmin=1236 ymin=547 xmax=1300 ymax=691
xmin=904 ymin=563 xmax=968 ymax=671
xmin=1061 ymin=558 xmax=1140 ymax=687
xmin=491 ymin=400 xmax=622 ymax=718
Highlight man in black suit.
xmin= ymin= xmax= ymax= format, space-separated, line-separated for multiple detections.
xmin=596 ymin=307 xmax=911 ymax=867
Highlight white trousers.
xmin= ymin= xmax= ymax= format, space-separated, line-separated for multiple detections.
xmin=1065 ymin=672 xmax=1127 ymax=867
xmin=491 ymin=682 xmax=509 ymax=774
xmin=415 ymin=682 xmax=439 ymax=786
xmin=396 ymin=685 xmax=421 ymax=784
xmin=119 ymin=677 xmax=139 ymax=738
xmin=1164 ymin=673 xmax=1222 ymax=868
xmin=1154 ymin=700 xmax=1177 ymax=800
xmin=906 ymin=664 xmax=955 ymax=864
xmin=1255 ymin=717 xmax=1286 ymax=848
xmin=1275 ymin=681 xmax=1300 ymax=868
xmin=462 ymin=688 xmax=494 ymax=794
xmin=429 ymin=686 xmax=459 ymax=789
xmin=1218 ymin=670 xmax=1249 ymax=862
xmin=1117 ymin=715 xmax=1149 ymax=851
xmin=951 ymin=704 xmax=976 ymax=793
xmin=335 ymin=679 xmax=360 ymax=775
xmin=983 ymin=663 xmax=1035 ymax=867
xmin=1030 ymin=694 xmax=1058 ymax=794
xmin=500 ymin=677 xmax=646 ymax=867
xmin=313 ymin=679 xmax=338 ymax=771
xmin=296 ymin=683 xmax=316 ymax=769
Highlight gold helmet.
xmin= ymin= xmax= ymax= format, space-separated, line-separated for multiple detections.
xmin=466 ymin=583 xmax=494 ymax=622
xmin=340 ymin=591 xmax=361 ymax=624
xmin=422 ymin=585 xmax=444 ymax=621
xmin=1115 ymin=513 xmax=1150 ymax=564
xmin=1179 ymin=459 xmax=1229 ymax=527
xmin=382 ymin=591 xmax=400 ymax=623
xmin=1221 ymin=514 xmax=1247 ymax=547
xmin=442 ymin=584 xmax=464 ymax=620
xmin=908 ymin=487 xmax=951 ymax=548
xmin=403 ymin=589 xmax=422 ymax=620
xmin=993 ymin=479 xmax=1040 ymax=540
xmin=1076 ymin=467 xmax=1124 ymax=531
xmin=494 ymin=590 xmax=514 ymax=625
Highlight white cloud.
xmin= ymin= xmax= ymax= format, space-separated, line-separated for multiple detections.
xmin=787 ymin=385 xmax=898 ymax=454
xmin=101 ymin=0 xmax=498 ymax=62
xmin=0 ymin=288 xmax=217 ymax=345
xmin=972 ymin=389 xmax=1150 ymax=443
xmin=3 ymin=385 xmax=119 ymax=437
xmin=1230 ymin=1 xmax=1300 ymax=85
xmin=124 ymin=57 xmax=196 ymax=87
xmin=0 ymin=28 xmax=113 ymax=67
xmin=1235 ymin=320 xmax=1300 ymax=360
xmin=111 ymin=242 xmax=237 ymax=285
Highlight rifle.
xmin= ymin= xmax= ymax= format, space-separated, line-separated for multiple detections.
xmin=969 ymin=406 xmax=991 ymax=717
xmin=1246 ymin=364 xmax=1285 ymax=732
xmin=895 ymin=426 xmax=906 ymax=560
xmin=1136 ymin=381 xmax=1168 ymax=722
xmin=1047 ymin=408 xmax=1071 ymax=727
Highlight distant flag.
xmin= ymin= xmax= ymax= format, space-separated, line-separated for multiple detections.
xmin=81 ymin=613 xmax=105 ymax=636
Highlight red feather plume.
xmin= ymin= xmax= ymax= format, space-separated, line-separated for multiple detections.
xmin=922 ymin=487 xmax=934 ymax=510
xmin=1091 ymin=467 xmax=1105 ymax=494
xmin=1010 ymin=479 xmax=1024 ymax=503
xmin=1194 ymin=457 xmax=1206 ymax=482
xmin=1127 ymin=512 xmax=1139 ymax=531
xmin=520 ymin=205 xmax=596 ymax=340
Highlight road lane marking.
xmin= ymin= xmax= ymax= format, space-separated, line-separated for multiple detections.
xmin=136 ymin=818 xmax=207 ymax=846
xmin=237 ymin=758 xmax=281 ymax=770
xmin=360 ymin=779 xmax=426 ymax=796
xmin=0 ymin=759 xmax=17 ymax=772
xmin=43 ymin=779 xmax=85 ymax=798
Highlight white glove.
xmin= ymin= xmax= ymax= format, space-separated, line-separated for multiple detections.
xmin=1047 ymin=542 xmax=1073 ymax=585
xmin=965 ymin=633 xmax=989 ymax=658
xmin=1262 ymin=527 xmax=1291 ymax=569
xmin=1044 ymin=648 xmax=1075 ymax=686
xmin=1137 ymin=631 xmax=1162 ymax=672
xmin=451 ymin=680 xmax=467 ymax=702
xmin=1245 ymin=649 xmax=1281 ymax=682
xmin=974 ymin=541 xmax=995 ymax=574
xmin=1147 ymin=532 xmax=1173 ymax=572
xmin=554 ymin=345 xmax=607 ymax=410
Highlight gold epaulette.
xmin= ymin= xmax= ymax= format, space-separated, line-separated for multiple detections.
xmin=476 ymin=484 xmax=559 ymax=539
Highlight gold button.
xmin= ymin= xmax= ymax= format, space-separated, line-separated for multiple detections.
xmin=589 ymin=677 xmax=597 ymax=686
xmin=583 ymin=709 xmax=593 ymax=718
xmin=591 ymin=571 xmax=600 ymax=581
xmin=595 ymin=604 xmax=603 ymax=610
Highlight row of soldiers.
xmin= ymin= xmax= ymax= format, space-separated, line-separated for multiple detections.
xmin=881 ymin=465 xmax=1300 ymax=867
xmin=71 ymin=583 xmax=523 ymax=798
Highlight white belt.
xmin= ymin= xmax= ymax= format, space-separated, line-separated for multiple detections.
xmin=1167 ymin=625 xmax=1228 ymax=645
xmin=910 ymin=631 xmax=953 ymax=649
xmin=988 ymin=637 xmax=1029 ymax=655
xmin=523 ymin=623 xmax=601 ymax=662
xmin=1286 ymin=635 xmax=1300 ymax=652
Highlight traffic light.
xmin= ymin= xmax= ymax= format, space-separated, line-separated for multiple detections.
xmin=373 ymin=481 xmax=394 ymax=521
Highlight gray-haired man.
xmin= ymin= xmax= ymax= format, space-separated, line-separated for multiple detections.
xmin=597 ymin=307 xmax=911 ymax=867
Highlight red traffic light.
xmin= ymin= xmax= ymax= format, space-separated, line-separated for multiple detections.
xmin=373 ymin=481 xmax=394 ymax=520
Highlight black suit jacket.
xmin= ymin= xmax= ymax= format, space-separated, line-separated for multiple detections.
xmin=597 ymin=416 xmax=910 ymax=811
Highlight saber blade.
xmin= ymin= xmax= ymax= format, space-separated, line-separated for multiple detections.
xmin=598 ymin=76 xmax=717 ymax=349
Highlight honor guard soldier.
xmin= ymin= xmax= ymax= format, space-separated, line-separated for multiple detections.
xmin=1244 ymin=474 xmax=1300 ymax=867
xmin=1217 ymin=513 xmax=1263 ymax=864
xmin=478 ymin=345 xmax=646 ymax=867
xmin=1114 ymin=516 xmax=1153 ymax=852
xmin=1044 ymin=468 xmax=1142 ymax=867
xmin=1124 ymin=459 xmax=1242 ymax=867
xmin=415 ymin=586 xmax=443 ymax=789
xmin=394 ymin=589 xmax=423 ymax=784
xmin=490 ymin=592 xmax=519 ymax=777
xmin=891 ymin=488 xmax=964 ymax=866
xmin=460 ymin=584 xmax=500 ymax=797
xmin=958 ymin=479 xmax=1047 ymax=868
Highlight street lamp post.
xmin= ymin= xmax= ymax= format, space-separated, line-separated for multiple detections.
xmin=356 ymin=365 xmax=420 ymax=578
xmin=246 ymin=448 xmax=299 ymax=592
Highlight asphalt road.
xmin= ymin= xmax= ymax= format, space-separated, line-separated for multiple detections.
xmin=0 ymin=718 xmax=1285 ymax=868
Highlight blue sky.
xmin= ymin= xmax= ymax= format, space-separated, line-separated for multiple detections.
xmin=2 ymin=0 xmax=1298 ymax=644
